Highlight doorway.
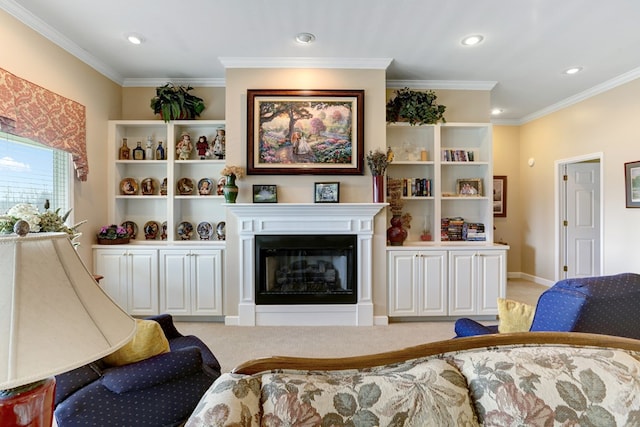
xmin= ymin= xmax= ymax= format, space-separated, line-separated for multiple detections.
xmin=555 ymin=153 xmax=603 ymax=280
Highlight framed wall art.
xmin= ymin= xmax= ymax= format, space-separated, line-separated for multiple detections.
xmin=493 ymin=175 xmax=507 ymax=217
xmin=253 ymin=185 xmax=278 ymax=203
xmin=314 ymin=182 xmax=340 ymax=203
xmin=625 ymin=161 xmax=640 ymax=208
xmin=456 ymin=178 xmax=483 ymax=196
xmin=247 ymin=89 xmax=364 ymax=175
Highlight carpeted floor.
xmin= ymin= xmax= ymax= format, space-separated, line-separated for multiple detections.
xmin=176 ymin=278 xmax=547 ymax=373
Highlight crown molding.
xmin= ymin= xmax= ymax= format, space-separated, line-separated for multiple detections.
xmin=122 ymin=78 xmax=226 ymax=88
xmin=219 ymin=57 xmax=393 ymax=70
xmin=0 ymin=0 xmax=124 ymax=85
xmin=386 ymin=79 xmax=497 ymax=91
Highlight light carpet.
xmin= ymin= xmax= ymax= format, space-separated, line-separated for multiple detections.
xmin=176 ymin=278 xmax=547 ymax=373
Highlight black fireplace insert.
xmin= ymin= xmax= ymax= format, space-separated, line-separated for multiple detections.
xmin=255 ymin=234 xmax=357 ymax=305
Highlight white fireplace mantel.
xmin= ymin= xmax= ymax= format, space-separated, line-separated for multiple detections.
xmin=226 ymin=203 xmax=386 ymax=326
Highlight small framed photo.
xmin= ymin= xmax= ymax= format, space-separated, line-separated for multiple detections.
xmin=314 ymin=182 xmax=340 ymax=203
xmin=625 ymin=161 xmax=640 ymax=208
xmin=253 ymin=185 xmax=278 ymax=203
xmin=493 ymin=175 xmax=507 ymax=217
xmin=456 ymin=178 xmax=483 ymax=196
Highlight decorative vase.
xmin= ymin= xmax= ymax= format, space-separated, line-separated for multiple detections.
xmin=223 ymin=174 xmax=239 ymax=203
xmin=372 ymin=175 xmax=384 ymax=203
xmin=387 ymin=214 xmax=408 ymax=246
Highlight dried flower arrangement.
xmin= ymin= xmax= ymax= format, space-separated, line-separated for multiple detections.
xmin=220 ymin=165 xmax=246 ymax=179
xmin=366 ymin=148 xmax=393 ymax=176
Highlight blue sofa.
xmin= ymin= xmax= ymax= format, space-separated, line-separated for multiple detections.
xmin=455 ymin=273 xmax=640 ymax=338
xmin=54 ymin=314 xmax=221 ymax=427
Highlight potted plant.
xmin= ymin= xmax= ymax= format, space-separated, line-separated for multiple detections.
xmin=97 ymin=224 xmax=130 ymax=245
xmin=150 ymin=83 xmax=206 ymax=122
xmin=386 ymin=87 xmax=446 ymax=125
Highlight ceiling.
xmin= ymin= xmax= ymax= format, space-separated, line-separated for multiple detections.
xmin=3 ymin=0 xmax=640 ymax=124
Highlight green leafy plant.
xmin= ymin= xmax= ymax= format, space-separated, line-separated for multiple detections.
xmin=386 ymin=87 xmax=446 ymax=125
xmin=150 ymin=83 xmax=206 ymax=122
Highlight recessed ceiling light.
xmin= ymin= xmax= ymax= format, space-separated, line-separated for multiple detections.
xmin=125 ymin=33 xmax=145 ymax=45
xmin=461 ymin=35 xmax=484 ymax=46
xmin=563 ymin=67 xmax=583 ymax=75
xmin=491 ymin=108 xmax=503 ymax=115
xmin=295 ymin=32 xmax=316 ymax=44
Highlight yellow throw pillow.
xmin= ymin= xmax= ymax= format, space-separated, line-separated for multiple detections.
xmin=497 ymin=298 xmax=536 ymax=333
xmin=103 ymin=319 xmax=170 ymax=366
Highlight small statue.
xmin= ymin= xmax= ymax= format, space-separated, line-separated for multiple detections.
xmin=176 ymin=133 xmax=193 ymax=160
xmin=212 ymin=129 xmax=226 ymax=159
xmin=196 ymin=135 xmax=209 ymax=159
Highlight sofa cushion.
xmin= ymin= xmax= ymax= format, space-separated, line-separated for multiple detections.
xmin=103 ymin=318 xmax=170 ymax=367
xmin=260 ymin=358 xmax=479 ymax=427
xmin=451 ymin=345 xmax=640 ymax=426
xmin=186 ymin=372 xmax=262 ymax=426
xmin=497 ymin=298 xmax=535 ymax=333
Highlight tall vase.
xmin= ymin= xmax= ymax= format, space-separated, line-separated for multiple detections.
xmin=223 ymin=174 xmax=238 ymax=203
xmin=387 ymin=214 xmax=408 ymax=246
xmin=372 ymin=175 xmax=384 ymax=203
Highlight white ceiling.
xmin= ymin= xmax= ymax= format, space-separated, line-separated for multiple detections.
xmin=3 ymin=0 xmax=640 ymax=124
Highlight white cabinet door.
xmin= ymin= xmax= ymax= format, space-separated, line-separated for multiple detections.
xmin=191 ymin=250 xmax=223 ymax=315
xmin=94 ymin=249 xmax=129 ymax=309
xmin=93 ymin=248 xmax=158 ymax=315
xmin=159 ymin=249 xmax=191 ymax=315
xmin=418 ymin=251 xmax=447 ymax=316
xmin=388 ymin=251 xmax=419 ymax=316
xmin=388 ymin=250 xmax=447 ymax=317
xmin=127 ymin=250 xmax=159 ymax=315
xmin=159 ymin=249 xmax=223 ymax=315
xmin=449 ymin=249 xmax=506 ymax=316
xmin=476 ymin=250 xmax=506 ymax=315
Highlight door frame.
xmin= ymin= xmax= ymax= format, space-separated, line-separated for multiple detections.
xmin=554 ymin=152 xmax=604 ymax=282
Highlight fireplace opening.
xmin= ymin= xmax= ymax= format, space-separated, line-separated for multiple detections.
xmin=255 ymin=234 xmax=357 ymax=305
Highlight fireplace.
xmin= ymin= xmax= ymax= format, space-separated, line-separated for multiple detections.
xmin=226 ymin=203 xmax=386 ymax=326
xmin=255 ymin=234 xmax=357 ymax=305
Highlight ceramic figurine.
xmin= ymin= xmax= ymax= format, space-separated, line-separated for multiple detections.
xmin=176 ymin=133 xmax=193 ymax=160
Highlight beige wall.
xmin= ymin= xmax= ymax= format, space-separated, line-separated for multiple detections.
xmin=122 ymin=87 xmax=226 ymax=120
xmin=1 ymin=9 xmax=121 ymax=265
xmin=515 ymin=78 xmax=640 ymax=281
xmin=492 ymin=125 xmax=521 ymax=273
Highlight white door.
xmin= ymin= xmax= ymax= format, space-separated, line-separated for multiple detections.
xmin=562 ymin=161 xmax=601 ymax=278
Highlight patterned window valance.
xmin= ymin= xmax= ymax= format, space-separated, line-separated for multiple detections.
xmin=0 ymin=68 xmax=88 ymax=180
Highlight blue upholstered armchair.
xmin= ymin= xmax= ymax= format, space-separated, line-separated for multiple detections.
xmin=54 ymin=314 xmax=221 ymax=427
xmin=455 ymin=273 xmax=640 ymax=339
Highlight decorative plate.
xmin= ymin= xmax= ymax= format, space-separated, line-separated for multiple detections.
xmin=143 ymin=221 xmax=160 ymax=240
xmin=177 ymin=221 xmax=193 ymax=240
xmin=198 ymin=178 xmax=213 ymax=196
xmin=141 ymin=178 xmax=156 ymax=195
xmin=177 ymin=178 xmax=195 ymax=195
xmin=120 ymin=178 xmax=138 ymax=195
xmin=215 ymin=221 xmax=226 ymax=241
xmin=197 ymin=221 xmax=213 ymax=240
xmin=121 ymin=221 xmax=138 ymax=239
xmin=216 ymin=176 xmax=227 ymax=195
xmin=161 ymin=221 xmax=167 ymax=240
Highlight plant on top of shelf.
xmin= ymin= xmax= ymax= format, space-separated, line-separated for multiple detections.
xmin=220 ymin=165 xmax=245 ymax=180
xmin=150 ymin=83 xmax=206 ymax=122
xmin=386 ymin=87 xmax=446 ymax=125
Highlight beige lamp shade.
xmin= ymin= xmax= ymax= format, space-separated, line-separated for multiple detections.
xmin=0 ymin=233 xmax=136 ymax=390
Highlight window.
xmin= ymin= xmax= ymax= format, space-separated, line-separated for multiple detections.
xmin=0 ymin=134 xmax=73 ymax=216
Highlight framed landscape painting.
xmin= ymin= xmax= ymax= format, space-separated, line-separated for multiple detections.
xmin=247 ymin=89 xmax=364 ymax=175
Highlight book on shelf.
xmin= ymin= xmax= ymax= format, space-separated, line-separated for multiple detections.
xmin=441 ymin=217 xmax=486 ymax=241
xmin=402 ymin=178 xmax=432 ymax=197
xmin=441 ymin=149 xmax=476 ymax=162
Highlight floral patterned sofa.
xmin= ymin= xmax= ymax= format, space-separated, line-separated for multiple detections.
xmin=185 ymin=332 xmax=640 ymax=426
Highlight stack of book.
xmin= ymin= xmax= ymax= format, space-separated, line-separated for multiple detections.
xmin=462 ymin=222 xmax=486 ymax=241
xmin=441 ymin=218 xmax=486 ymax=241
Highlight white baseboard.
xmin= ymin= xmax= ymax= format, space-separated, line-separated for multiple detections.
xmin=508 ymin=272 xmax=554 ymax=287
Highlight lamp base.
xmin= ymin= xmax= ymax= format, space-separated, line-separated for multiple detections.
xmin=0 ymin=378 xmax=55 ymax=427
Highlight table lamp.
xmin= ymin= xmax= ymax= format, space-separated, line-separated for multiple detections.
xmin=0 ymin=228 xmax=136 ymax=426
